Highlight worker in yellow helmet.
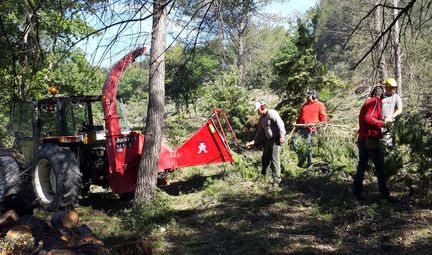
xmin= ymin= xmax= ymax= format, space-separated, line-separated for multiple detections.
xmin=380 ymin=78 xmax=403 ymax=146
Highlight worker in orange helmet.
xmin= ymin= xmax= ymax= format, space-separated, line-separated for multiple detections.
xmin=293 ymin=90 xmax=328 ymax=167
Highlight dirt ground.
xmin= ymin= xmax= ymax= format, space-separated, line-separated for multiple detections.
xmin=69 ymin=167 xmax=432 ymax=255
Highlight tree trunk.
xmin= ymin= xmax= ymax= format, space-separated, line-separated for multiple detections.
xmin=236 ymin=0 xmax=249 ymax=87
xmin=135 ymin=0 xmax=167 ymax=202
xmin=392 ymin=0 xmax=403 ymax=95
xmin=237 ymin=19 xmax=246 ymax=87
xmin=374 ymin=0 xmax=388 ymax=80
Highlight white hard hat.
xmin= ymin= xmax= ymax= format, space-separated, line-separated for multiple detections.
xmin=253 ymin=101 xmax=266 ymax=111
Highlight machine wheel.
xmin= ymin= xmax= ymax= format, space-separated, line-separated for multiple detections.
xmin=32 ymin=144 xmax=82 ymax=211
xmin=0 ymin=156 xmax=21 ymax=201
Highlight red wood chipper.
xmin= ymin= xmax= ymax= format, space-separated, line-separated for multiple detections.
xmin=1 ymin=47 xmax=240 ymax=211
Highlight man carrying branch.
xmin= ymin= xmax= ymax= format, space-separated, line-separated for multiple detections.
xmin=294 ymin=90 xmax=328 ymax=167
xmin=354 ymin=85 xmax=393 ymax=202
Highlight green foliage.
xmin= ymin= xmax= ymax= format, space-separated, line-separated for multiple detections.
xmin=166 ymin=42 xmax=221 ymax=112
xmin=244 ymin=25 xmax=286 ymax=89
xmin=380 ymin=143 xmax=404 ymax=178
xmin=164 ymin=113 xmax=189 ymax=148
xmin=198 ymin=68 xmax=250 ymax=135
xmin=280 ymin=146 xmax=305 ymax=177
xmin=394 ymin=110 xmax=425 ymax=154
xmin=231 ymin=153 xmax=261 ymax=181
xmin=393 ymin=108 xmax=431 ymax=174
xmin=0 ymin=0 xmax=99 ymax=101
xmin=292 ymin=132 xmax=312 ymax=168
xmin=123 ymin=190 xmax=173 ymax=236
xmin=118 ymin=61 xmax=149 ymax=102
xmin=289 ymin=127 xmax=358 ymax=175
xmin=48 ymin=49 xmax=105 ymax=97
xmin=271 ymin=17 xmax=346 ymax=124
xmin=314 ymin=128 xmax=358 ymax=175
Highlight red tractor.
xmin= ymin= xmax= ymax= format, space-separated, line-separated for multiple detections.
xmin=1 ymin=47 xmax=239 ymax=211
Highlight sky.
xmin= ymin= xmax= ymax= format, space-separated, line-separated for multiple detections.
xmin=80 ymin=0 xmax=318 ymax=68
xmin=265 ymin=0 xmax=318 ymax=17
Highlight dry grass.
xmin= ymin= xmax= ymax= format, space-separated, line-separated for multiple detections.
xmin=22 ymin=162 xmax=432 ymax=255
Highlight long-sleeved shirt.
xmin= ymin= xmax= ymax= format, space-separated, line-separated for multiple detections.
xmin=296 ymin=99 xmax=328 ymax=132
xmin=253 ymin=109 xmax=286 ymax=142
xmin=381 ymin=93 xmax=402 ymax=120
xmin=358 ymin=97 xmax=385 ymax=140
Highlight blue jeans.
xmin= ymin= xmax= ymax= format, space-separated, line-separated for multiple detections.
xmin=353 ymin=139 xmax=390 ymax=199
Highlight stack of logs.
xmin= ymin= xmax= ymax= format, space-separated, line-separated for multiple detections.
xmin=0 ymin=209 xmax=107 ymax=254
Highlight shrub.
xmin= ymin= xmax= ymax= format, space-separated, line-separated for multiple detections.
xmin=393 ymin=108 xmax=432 ymax=175
xmin=196 ymin=69 xmax=251 ymax=137
xmin=288 ymin=126 xmax=358 ymax=176
xmin=231 ymin=152 xmax=262 ymax=181
xmin=314 ymin=127 xmax=358 ymax=175
xmin=123 ymin=190 xmax=173 ymax=236
xmin=164 ymin=112 xmax=189 ymax=148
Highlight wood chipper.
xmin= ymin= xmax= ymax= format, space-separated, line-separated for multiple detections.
xmin=1 ymin=47 xmax=240 ymax=211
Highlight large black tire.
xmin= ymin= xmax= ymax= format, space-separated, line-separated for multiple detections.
xmin=0 ymin=156 xmax=21 ymax=201
xmin=32 ymin=144 xmax=82 ymax=211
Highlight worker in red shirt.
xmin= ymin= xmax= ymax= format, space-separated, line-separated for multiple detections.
xmin=354 ymin=86 xmax=392 ymax=202
xmin=294 ymin=90 xmax=328 ymax=167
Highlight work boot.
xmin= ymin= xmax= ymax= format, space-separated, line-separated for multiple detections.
xmin=354 ymin=192 xmax=363 ymax=202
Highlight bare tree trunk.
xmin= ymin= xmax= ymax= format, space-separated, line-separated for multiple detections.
xmin=374 ymin=0 xmax=388 ymax=80
xmin=237 ymin=19 xmax=246 ymax=87
xmin=236 ymin=0 xmax=249 ymax=87
xmin=135 ymin=0 xmax=167 ymax=202
xmin=392 ymin=0 xmax=403 ymax=95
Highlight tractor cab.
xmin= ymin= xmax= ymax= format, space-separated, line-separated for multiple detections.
xmin=9 ymin=95 xmax=129 ymax=163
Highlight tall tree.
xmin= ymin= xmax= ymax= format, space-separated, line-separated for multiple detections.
xmin=0 ymin=0 xmax=98 ymax=100
xmin=374 ymin=0 xmax=388 ymax=80
xmin=135 ymin=0 xmax=167 ymax=202
xmin=174 ymin=0 xmax=272 ymax=87
xmin=392 ymin=0 xmax=403 ymax=95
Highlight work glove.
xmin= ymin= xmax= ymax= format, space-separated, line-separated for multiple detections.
xmin=384 ymin=115 xmax=394 ymax=123
xmin=279 ymin=137 xmax=285 ymax=145
xmin=246 ymin=140 xmax=255 ymax=148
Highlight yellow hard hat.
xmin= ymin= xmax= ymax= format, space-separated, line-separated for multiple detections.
xmin=382 ymin=78 xmax=398 ymax=87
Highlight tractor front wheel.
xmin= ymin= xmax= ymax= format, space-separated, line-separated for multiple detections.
xmin=32 ymin=144 xmax=82 ymax=211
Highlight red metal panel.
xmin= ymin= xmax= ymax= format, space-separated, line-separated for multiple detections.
xmin=107 ymin=132 xmax=175 ymax=193
xmin=174 ymin=119 xmax=233 ymax=169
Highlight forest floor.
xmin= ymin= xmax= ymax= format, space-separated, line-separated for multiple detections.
xmin=67 ymin=162 xmax=432 ymax=255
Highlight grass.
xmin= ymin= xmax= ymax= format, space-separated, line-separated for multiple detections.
xmin=11 ymin=150 xmax=432 ymax=254
xmin=55 ymin=160 xmax=431 ymax=255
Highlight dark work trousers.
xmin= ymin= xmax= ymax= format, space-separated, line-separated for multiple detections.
xmin=262 ymin=138 xmax=282 ymax=184
xmin=353 ymin=139 xmax=390 ymax=199
xmin=295 ymin=128 xmax=313 ymax=167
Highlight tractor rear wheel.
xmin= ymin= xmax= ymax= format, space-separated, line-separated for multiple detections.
xmin=0 ymin=156 xmax=21 ymax=201
xmin=32 ymin=144 xmax=82 ymax=211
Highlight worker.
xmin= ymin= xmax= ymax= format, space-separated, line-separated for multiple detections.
xmin=294 ymin=90 xmax=328 ymax=167
xmin=246 ymin=101 xmax=286 ymax=186
xmin=353 ymin=86 xmax=392 ymax=202
xmin=380 ymin=78 xmax=403 ymax=146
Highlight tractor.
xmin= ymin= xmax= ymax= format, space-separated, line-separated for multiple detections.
xmin=0 ymin=47 xmax=239 ymax=211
